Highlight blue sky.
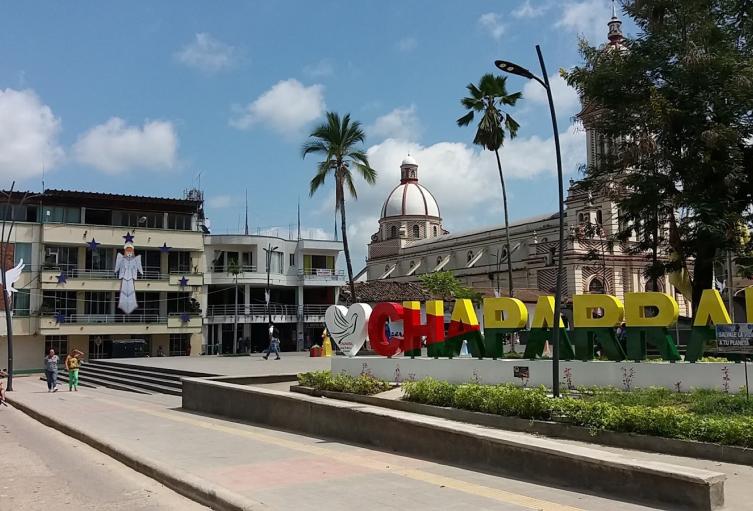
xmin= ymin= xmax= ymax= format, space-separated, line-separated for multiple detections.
xmin=0 ymin=0 xmax=634 ymax=267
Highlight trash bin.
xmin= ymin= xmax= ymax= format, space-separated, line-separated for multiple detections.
xmin=310 ymin=345 xmax=322 ymax=357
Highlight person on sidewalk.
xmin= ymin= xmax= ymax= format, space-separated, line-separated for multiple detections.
xmin=65 ymin=349 xmax=83 ymax=392
xmin=263 ymin=325 xmax=281 ymax=360
xmin=44 ymin=349 xmax=59 ymax=392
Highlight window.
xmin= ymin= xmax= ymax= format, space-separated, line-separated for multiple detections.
xmin=43 ymin=206 xmax=81 ymax=224
xmin=588 ymin=278 xmax=605 ymax=294
xmin=0 ymin=204 xmax=38 ymax=222
xmin=85 ymin=209 xmax=111 ymax=225
xmin=139 ymin=249 xmax=162 ymax=279
xmin=14 ymin=242 xmax=31 ymax=271
xmin=412 ymin=225 xmax=420 ymax=238
xmin=45 ymin=335 xmax=68 ymax=360
xmin=548 ymin=247 xmax=556 ymax=266
xmin=596 ymin=209 xmax=603 ymax=225
xmin=169 ymin=333 xmax=190 ymax=356
xmin=167 ymin=213 xmax=192 ymax=230
xmin=390 ymin=225 xmax=397 ymax=238
xmin=86 ymin=247 xmax=114 ymax=273
xmin=112 ymin=211 xmax=163 ymax=229
xmin=167 ymin=292 xmax=190 ymax=314
xmin=168 ymin=251 xmax=191 ymax=273
xmin=289 ymin=253 xmax=295 ymax=267
xmin=133 ymin=292 xmax=160 ymax=319
xmin=409 ymin=261 xmax=415 ymax=268
xmin=45 ymin=245 xmax=78 ymax=273
xmin=266 ymin=251 xmax=283 ymax=273
xmin=467 ymin=250 xmax=474 ymax=263
xmin=433 ymin=226 xmax=438 ymax=237
xmin=241 ymin=251 xmax=253 ymax=270
xmin=85 ymin=291 xmax=111 ymax=315
xmin=436 ymin=256 xmax=442 ymax=266
xmin=12 ymin=288 xmax=30 ymax=316
xmin=212 ymin=251 xmax=226 ymax=272
xmin=41 ymin=291 xmax=77 ymax=317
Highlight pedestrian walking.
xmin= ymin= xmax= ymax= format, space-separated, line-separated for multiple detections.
xmin=65 ymin=350 xmax=83 ymax=392
xmin=263 ymin=324 xmax=281 ymax=360
xmin=44 ymin=349 xmax=59 ymax=392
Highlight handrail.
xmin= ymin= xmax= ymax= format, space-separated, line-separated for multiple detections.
xmin=297 ymin=268 xmax=345 ymax=278
xmin=206 ymin=304 xmax=331 ymax=317
xmin=59 ymin=314 xmax=168 ymax=324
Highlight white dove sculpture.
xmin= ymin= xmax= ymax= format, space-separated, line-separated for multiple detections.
xmin=5 ymin=259 xmax=25 ymax=297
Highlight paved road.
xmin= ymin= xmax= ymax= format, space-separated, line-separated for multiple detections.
xmin=6 ymin=378 xmax=667 ymax=511
xmin=0 ymin=403 xmax=208 ymax=511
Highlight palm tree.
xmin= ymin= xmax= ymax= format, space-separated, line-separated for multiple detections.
xmin=457 ymin=73 xmax=521 ymax=298
xmin=302 ymin=112 xmax=376 ymax=302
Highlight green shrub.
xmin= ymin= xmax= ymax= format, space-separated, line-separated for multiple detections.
xmin=297 ymin=370 xmax=391 ymax=395
xmin=401 ymin=378 xmax=753 ymax=447
xmin=402 ymin=378 xmax=457 ymax=407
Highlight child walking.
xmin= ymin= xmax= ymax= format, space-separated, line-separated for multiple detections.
xmin=65 ymin=350 xmax=83 ymax=391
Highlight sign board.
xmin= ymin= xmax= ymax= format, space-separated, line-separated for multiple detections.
xmin=316 ymin=268 xmax=332 ymax=276
xmin=513 ymin=366 xmax=529 ymax=379
xmin=715 ymin=324 xmax=753 ymax=354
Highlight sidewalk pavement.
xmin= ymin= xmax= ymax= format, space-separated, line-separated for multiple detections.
xmin=4 ymin=376 xmax=668 ymax=511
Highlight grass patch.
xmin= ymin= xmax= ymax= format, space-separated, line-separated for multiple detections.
xmin=402 ymin=378 xmax=753 ymax=448
xmin=297 ymin=370 xmax=392 ymax=395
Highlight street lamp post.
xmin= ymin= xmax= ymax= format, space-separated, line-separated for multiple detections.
xmin=496 ymin=45 xmax=565 ymax=398
xmin=263 ymin=243 xmax=278 ymax=329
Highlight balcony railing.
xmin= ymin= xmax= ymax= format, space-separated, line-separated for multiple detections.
xmin=206 ymin=304 xmax=330 ymax=317
xmin=52 ymin=313 xmax=168 ymax=324
xmin=298 ymin=268 xmax=345 ymax=279
xmin=45 ymin=267 xmax=201 ymax=281
xmin=212 ymin=265 xmax=257 ymax=274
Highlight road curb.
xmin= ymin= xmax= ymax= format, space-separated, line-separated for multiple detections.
xmin=7 ymin=396 xmax=267 ymax=511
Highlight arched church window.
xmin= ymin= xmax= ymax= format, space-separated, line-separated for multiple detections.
xmin=596 ymin=209 xmax=603 ymax=225
xmin=412 ymin=225 xmax=420 ymax=238
xmin=433 ymin=226 xmax=438 ymax=237
xmin=501 ymin=247 xmax=508 ymax=260
xmin=645 ymin=279 xmax=663 ymax=292
xmin=588 ymin=277 xmax=605 ymax=294
xmin=548 ymin=247 xmax=556 ymax=266
xmin=390 ymin=225 xmax=397 ymax=238
xmin=467 ymin=250 xmax=474 ymax=262
xmin=409 ymin=261 xmax=415 ymax=268
xmin=579 ymin=213 xmax=586 ymax=224
xmin=436 ymin=256 xmax=442 ymax=266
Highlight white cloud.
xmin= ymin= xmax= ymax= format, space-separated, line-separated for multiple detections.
xmin=230 ymin=79 xmax=326 ymax=134
xmin=73 ymin=118 xmax=178 ymax=174
xmin=512 ymin=0 xmax=549 ymax=18
xmin=207 ymin=194 xmax=236 ymax=209
xmin=556 ymin=0 xmax=610 ymax=43
xmin=338 ymin=125 xmax=585 ymax=265
xmin=0 ymin=88 xmax=64 ymax=180
xmin=175 ymin=33 xmax=237 ymax=74
xmin=396 ymin=37 xmax=417 ymax=52
xmin=478 ymin=13 xmax=506 ymax=40
xmin=523 ymin=72 xmax=581 ymax=121
xmin=303 ymin=59 xmax=334 ymax=78
xmin=368 ymin=105 xmax=422 ymax=142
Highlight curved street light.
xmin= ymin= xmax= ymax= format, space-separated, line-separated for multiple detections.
xmin=495 ymin=45 xmax=565 ymax=398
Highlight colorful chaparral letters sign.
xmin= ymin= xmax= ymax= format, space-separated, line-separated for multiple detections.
xmin=324 ymin=288 xmax=753 ymax=362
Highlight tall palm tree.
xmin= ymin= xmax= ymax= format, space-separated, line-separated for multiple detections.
xmin=457 ymin=73 xmax=521 ymax=298
xmin=302 ymin=112 xmax=376 ymax=302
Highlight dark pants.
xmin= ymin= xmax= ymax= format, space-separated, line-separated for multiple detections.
xmin=45 ymin=370 xmax=58 ymax=390
xmin=263 ymin=342 xmax=280 ymax=359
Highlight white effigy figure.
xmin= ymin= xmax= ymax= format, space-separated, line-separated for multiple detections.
xmin=115 ymin=242 xmax=143 ymax=314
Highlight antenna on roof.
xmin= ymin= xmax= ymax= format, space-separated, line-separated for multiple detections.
xmin=244 ymin=189 xmax=249 ymax=235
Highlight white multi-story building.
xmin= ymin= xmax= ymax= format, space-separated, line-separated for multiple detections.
xmin=0 ymin=189 xmax=344 ymax=372
xmin=0 ymin=189 xmax=206 ymax=372
xmin=203 ymin=235 xmax=344 ymax=353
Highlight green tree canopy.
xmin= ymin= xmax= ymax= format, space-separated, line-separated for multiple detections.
xmin=565 ymin=0 xmax=753 ymax=311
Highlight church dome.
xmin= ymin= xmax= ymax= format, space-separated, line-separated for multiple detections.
xmin=381 ymin=182 xmax=440 ymax=219
xmin=402 ymin=155 xmax=417 ymax=166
